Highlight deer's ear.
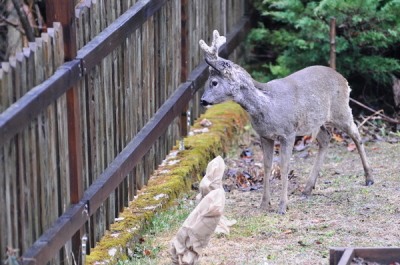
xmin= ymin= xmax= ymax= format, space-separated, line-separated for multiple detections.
xmin=205 ymin=58 xmax=232 ymax=76
xmin=205 ymin=58 xmax=221 ymax=74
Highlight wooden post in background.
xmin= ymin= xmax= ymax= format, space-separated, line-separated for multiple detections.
xmin=45 ymin=1 xmax=84 ymax=264
xmin=329 ymin=17 xmax=336 ymax=70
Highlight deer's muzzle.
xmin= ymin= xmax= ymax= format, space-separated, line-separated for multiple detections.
xmin=200 ymin=99 xmax=212 ymax=106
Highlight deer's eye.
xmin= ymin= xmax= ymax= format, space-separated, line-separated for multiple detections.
xmin=212 ymin=81 xmax=218 ymax=87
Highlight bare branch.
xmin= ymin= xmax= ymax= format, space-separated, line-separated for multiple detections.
xmin=10 ymin=0 xmax=35 ymax=42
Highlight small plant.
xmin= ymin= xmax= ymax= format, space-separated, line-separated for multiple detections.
xmin=121 ymin=196 xmax=195 ymax=264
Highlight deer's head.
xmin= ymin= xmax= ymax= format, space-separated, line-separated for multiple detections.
xmin=199 ymin=30 xmax=250 ymax=107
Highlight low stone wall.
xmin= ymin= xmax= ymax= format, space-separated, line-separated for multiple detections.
xmin=86 ymin=101 xmax=249 ymax=264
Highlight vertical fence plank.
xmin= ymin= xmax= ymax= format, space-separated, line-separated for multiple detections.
xmin=124 ymin=34 xmax=134 ymax=201
xmin=0 ymin=138 xmax=5 ymax=264
xmin=39 ymin=32 xmax=60 ymax=265
xmin=134 ymin=26 xmax=143 ymax=191
xmin=0 ymin=65 xmax=5 ymax=259
xmin=0 ymin=61 xmax=17 ymax=265
xmin=25 ymin=44 xmax=40 ymax=252
xmin=33 ymin=42 xmax=45 ymax=234
xmin=34 ymin=34 xmax=53 ymax=263
xmin=6 ymin=53 xmax=25 ymax=260
xmin=75 ymin=6 xmax=93 ymax=257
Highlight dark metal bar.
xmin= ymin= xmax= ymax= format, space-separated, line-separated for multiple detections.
xmin=20 ymin=15 xmax=252 ymax=264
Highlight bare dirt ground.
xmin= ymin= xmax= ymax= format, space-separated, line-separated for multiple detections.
xmin=130 ymin=127 xmax=400 ymax=265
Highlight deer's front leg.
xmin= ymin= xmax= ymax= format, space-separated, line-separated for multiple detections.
xmin=278 ymin=135 xmax=296 ymax=214
xmin=260 ymin=137 xmax=274 ymax=211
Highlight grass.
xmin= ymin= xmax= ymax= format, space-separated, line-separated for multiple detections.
xmin=118 ymin=195 xmax=196 ymax=265
xmin=120 ymin=138 xmax=400 ymax=265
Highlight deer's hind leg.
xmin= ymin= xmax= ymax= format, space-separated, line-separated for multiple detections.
xmin=336 ymin=119 xmax=374 ymax=186
xmin=303 ymin=126 xmax=331 ymax=196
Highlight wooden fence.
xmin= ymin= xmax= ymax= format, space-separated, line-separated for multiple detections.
xmin=0 ymin=0 xmax=250 ymax=264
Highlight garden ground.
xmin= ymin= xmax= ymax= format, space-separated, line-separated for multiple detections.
xmin=123 ymin=127 xmax=400 ymax=265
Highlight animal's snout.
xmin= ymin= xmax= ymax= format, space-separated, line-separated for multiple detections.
xmin=200 ymin=99 xmax=212 ymax=106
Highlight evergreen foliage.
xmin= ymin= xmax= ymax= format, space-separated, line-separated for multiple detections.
xmin=247 ymin=0 xmax=400 ymax=109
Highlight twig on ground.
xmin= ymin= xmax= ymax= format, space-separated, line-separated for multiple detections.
xmin=314 ymin=193 xmax=343 ymax=204
xmin=358 ymin=109 xmax=383 ymax=129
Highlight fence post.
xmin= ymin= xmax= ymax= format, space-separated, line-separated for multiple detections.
xmin=45 ymin=1 xmax=84 ymax=264
xmin=180 ymin=0 xmax=189 ymax=147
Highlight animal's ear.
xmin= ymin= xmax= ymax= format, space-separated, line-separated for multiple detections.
xmin=205 ymin=58 xmax=233 ymax=76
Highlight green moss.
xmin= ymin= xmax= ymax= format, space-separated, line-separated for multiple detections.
xmin=85 ymin=101 xmax=248 ymax=264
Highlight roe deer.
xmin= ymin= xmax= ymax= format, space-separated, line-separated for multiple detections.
xmin=199 ymin=30 xmax=374 ymax=214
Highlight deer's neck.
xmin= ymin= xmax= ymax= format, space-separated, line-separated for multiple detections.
xmin=233 ymin=80 xmax=271 ymax=117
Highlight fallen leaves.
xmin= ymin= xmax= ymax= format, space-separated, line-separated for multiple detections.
xmin=347 ymin=143 xmax=356 ymax=152
xmin=223 ymin=145 xmax=299 ymax=194
xmin=311 ymin=219 xmax=325 ymax=224
xmin=332 ymin=133 xmax=344 ymax=142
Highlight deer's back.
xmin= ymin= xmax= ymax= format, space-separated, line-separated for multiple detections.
xmin=259 ymin=66 xmax=350 ymax=137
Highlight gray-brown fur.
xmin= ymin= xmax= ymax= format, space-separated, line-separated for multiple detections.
xmin=199 ymin=30 xmax=374 ymax=214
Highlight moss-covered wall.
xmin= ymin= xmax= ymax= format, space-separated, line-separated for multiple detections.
xmin=85 ymin=101 xmax=248 ymax=264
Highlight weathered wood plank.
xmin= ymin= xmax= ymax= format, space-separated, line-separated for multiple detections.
xmin=1 ymin=62 xmax=19 ymax=262
xmin=0 ymin=144 xmax=5 ymax=264
xmin=53 ymin=21 xmax=73 ymax=264
xmin=105 ymin=50 xmax=115 ymax=228
xmin=0 ymin=58 xmax=81 ymax=147
xmin=77 ymin=0 xmax=168 ymax=71
xmin=30 ymin=34 xmax=50 ymax=258
xmin=40 ymin=29 xmax=61 ymax=265
xmin=35 ymin=34 xmax=51 ymax=264
xmin=123 ymin=34 xmax=133 ymax=201
xmin=134 ymin=26 xmax=143 ymax=191
xmin=24 ymin=44 xmax=39 ymax=252
xmin=338 ymin=248 xmax=354 ymax=265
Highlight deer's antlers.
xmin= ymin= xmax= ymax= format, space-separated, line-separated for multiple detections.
xmin=199 ymin=30 xmax=226 ymax=60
